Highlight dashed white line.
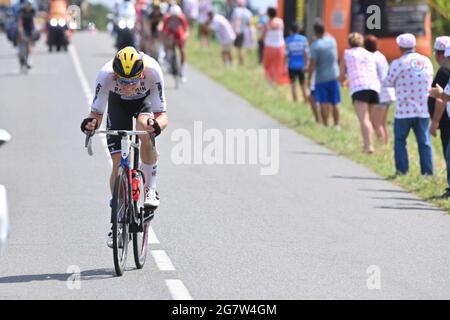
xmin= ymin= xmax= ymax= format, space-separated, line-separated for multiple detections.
xmin=69 ymin=42 xmax=192 ymax=300
xmin=151 ymin=250 xmax=175 ymax=271
xmin=165 ymin=279 xmax=193 ymax=300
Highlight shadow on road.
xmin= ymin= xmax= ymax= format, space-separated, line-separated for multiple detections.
xmin=374 ymin=205 xmax=443 ymax=212
xmin=359 ymin=188 xmax=410 ymax=194
xmin=0 ymin=268 xmax=123 ymax=284
xmin=331 ymin=175 xmax=386 ymax=181
xmin=369 ymin=196 xmax=423 ymax=202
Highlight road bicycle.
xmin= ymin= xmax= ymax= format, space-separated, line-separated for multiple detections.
xmin=85 ymin=130 xmax=154 ymax=276
xmin=164 ymin=34 xmax=181 ymax=89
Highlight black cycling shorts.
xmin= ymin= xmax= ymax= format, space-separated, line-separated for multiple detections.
xmin=288 ymin=69 xmax=305 ymax=84
xmin=234 ymin=33 xmax=244 ymax=48
xmin=106 ymin=91 xmax=152 ymax=154
xmin=351 ymin=89 xmax=380 ymax=104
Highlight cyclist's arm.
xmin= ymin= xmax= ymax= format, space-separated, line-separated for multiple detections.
xmin=153 ymin=112 xmax=168 ymax=131
xmin=142 ymin=58 xmax=167 ymax=120
xmin=91 ymin=67 xmax=113 ymax=116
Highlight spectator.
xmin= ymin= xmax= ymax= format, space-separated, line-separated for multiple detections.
xmin=198 ymin=0 xmax=211 ymax=47
xmin=340 ymin=32 xmax=380 ymax=153
xmin=308 ymin=20 xmax=340 ymax=128
xmin=428 ymin=37 xmax=450 ymax=197
xmin=183 ymin=0 xmax=199 ymax=28
xmin=285 ymin=22 xmax=309 ymax=103
xmin=207 ymin=10 xmax=236 ymax=67
xmin=261 ymin=7 xmax=289 ymax=85
xmin=231 ymin=0 xmax=253 ymax=65
xmin=256 ymin=8 xmax=268 ymax=64
xmin=385 ymin=33 xmax=434 ymax=176
xmin=364 ymin=35 xmax=396 ymax=145
xmin=308 ymin=71 xmax=321 ymax=123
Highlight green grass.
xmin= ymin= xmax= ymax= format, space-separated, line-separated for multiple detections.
xmin=186 ymin=39 xmax=450 ymax=213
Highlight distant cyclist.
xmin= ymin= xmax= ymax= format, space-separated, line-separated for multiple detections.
xmin=80 ymin=47 xmax=168 ymax=247
xmin=17 ymin=0 xmax=36 ymax=68
xmin=161 ymin=4 xmax=188 ymax=81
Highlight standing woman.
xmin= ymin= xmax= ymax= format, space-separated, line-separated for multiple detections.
xmin=261 ymin=7 xmax=290 ymax=85
xmin=340 ymin=32 xmax=380 ymax=153
xmin=198 ymin=0 xmax=212 ymax=47
xmin=364 ymin=35 xmax=396 ymax=145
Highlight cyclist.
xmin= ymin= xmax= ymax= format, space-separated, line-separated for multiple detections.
xmin=80 ymin=46 xmax=168 ymax=247
xmin=17 ymin=0 xmax=36 ymax=68
xmin=161 ymin=4 xmax=188 ymax=81
xmin=146 ymin=3 xmax=164 ymax=60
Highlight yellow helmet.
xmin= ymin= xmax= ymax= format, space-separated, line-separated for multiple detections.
xmin=112 ymin=47 xmax=144 ymax=79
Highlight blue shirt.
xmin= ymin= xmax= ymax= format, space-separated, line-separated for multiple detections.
xmin=285 ymin=34 xmax=309 ymax=70
xmin=310 ymin=35 xmax=340 ymax=84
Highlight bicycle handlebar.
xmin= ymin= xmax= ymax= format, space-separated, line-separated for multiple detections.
xmin=85 ymin=130 xmax=151 ymax=156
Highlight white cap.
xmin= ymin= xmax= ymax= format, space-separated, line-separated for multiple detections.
xmin=445 ymin=44 xmax=450 ymax=57
xmin=434 ymin=36 xmax=450 ymax=51
xmin=396 ymin=33 xmax=416 ymax=49
xmin=169 ymin=4 xmax=182 ymax=16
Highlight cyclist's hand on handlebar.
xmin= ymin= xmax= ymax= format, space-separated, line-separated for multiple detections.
xmin=147 ymin=118 xmax=161 ymax=137
xmin=80 ymin=118 xmax=98 ymax=134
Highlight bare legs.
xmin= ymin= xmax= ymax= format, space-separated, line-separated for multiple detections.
xmin=354 ymin=100 xmax=375 ymax=153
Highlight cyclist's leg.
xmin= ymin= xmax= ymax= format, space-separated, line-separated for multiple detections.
xmin=107 ymin=93 xmax=134 ymax=193
xmin=136 ymin=113 xmax=159 ymax=206
xmin=136 ymin=114 xmax=157 ymax=165
xmin=177 ymin=39 xmax=186 ymax=78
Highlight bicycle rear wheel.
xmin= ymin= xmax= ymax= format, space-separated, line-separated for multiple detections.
xmin=111 ymin=170 xmax=130 ymax=276
xmin=133 ymin=170 xmax=149 ymax=269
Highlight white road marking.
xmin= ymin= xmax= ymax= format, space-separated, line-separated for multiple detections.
xmin=69 ymin=42 xmax=192 ymax=300
xmin=148 ymin=226 xmax=160 ymax=244
xmin=151 ymin=250 xmax=175 ymax=271
xmin=165 ymin=279 xmax=193 ymax=300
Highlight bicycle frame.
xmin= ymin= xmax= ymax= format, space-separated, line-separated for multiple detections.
xmin=85 ymin=129 xmax=149 ymax=226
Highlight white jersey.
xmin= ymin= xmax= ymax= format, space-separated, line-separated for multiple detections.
xmin=91 ymin=54 xmax=167 ymax=115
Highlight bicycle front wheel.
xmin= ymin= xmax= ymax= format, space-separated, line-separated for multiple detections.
xmin=111 ymin=170 xmax=130 ymax=276
xmin=133 ymin=170 xmax=149 ymax=269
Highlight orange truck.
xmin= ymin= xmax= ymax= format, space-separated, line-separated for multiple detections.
xmin=277 ymin=0 xmax=432 ymax=61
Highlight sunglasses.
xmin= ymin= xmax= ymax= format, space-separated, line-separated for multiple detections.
xmin=117 ymin=77 xmax=140 ymax=85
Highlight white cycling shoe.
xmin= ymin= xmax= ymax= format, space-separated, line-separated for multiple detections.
xmin=106 ymin=230 xmax=125 ymax=249
xmin=144 ymin=187 xmax=160 ymax=208
xmin=106 ymin=231 xmax=113 ymax=249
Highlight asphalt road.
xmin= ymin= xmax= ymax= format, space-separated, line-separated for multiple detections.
xmin=1 ymin=32 xmax=450 ymax=300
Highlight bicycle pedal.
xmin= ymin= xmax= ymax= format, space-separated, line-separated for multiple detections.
xmin=143 ymin=210 xmax=155 ymax=223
